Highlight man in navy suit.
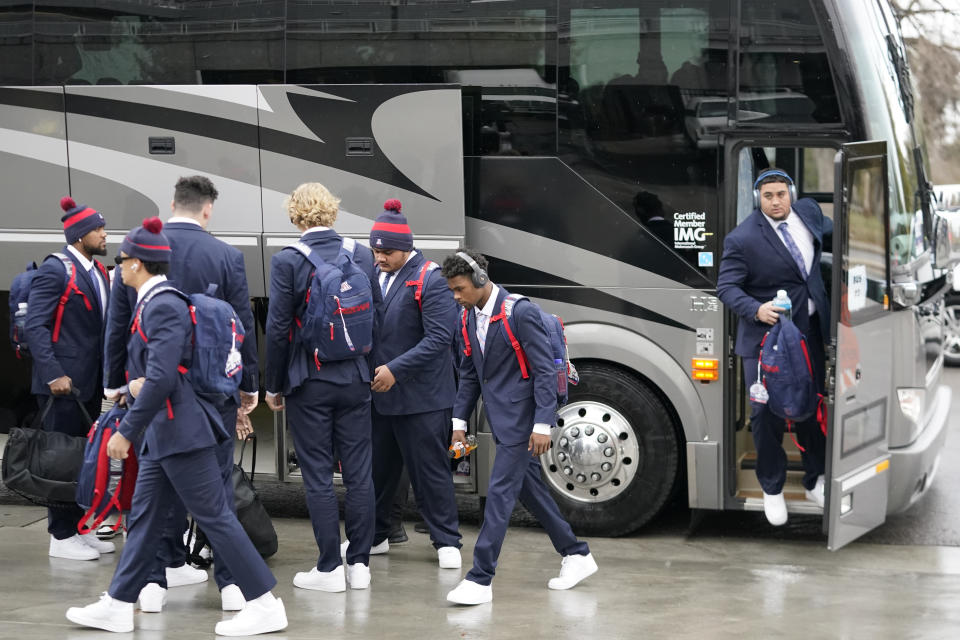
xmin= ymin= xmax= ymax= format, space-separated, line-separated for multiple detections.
xmin=341 ymin=199 xmax=462 ymax=568
xmin=717 ymin=169 xmax=830 ymax=526
xmin=441 ymin=250 xmax=597 ymax=605
xmin=103 ymin=175 xmax=261 ymax=611
xmin=264 ymin=182 xmax=380 ymax=593
xmin=25 ymin=196 xmax=115 ymax=561
xmin=65 ymin=218 xmax=286 ymax=636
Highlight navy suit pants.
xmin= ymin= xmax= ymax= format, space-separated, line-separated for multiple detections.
xmin=108 ymin=447 xmax=276 ymax=603
xmin=149 ymin=403 xmax=238 ymax=588
xmin=466 ymin=437 xmax=589 ymax=586
xmin=372 ymin=408 xmax=460 ymax=549
xmin=743 ymin=314 xmax=827 ymax=494
xmin=38 ymin=393 xmax=101 ymax=539
xmin=286 ymin=378 xmax=374 ymax=570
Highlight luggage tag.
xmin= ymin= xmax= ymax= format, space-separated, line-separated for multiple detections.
xmin=750 ymin=359 xmax=768 ymax=404
xmin=225 ymin=320 xmax=243 ymax=378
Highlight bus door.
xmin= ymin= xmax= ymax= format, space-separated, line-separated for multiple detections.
xmin=825 ymin=140 xmax=893 ymax=550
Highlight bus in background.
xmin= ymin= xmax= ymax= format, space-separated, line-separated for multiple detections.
xmin=0 ymin=0 xmax=954 ymax=549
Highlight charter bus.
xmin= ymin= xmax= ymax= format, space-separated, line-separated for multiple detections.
xmin=0 ymin=0 xmax=954 ymax=550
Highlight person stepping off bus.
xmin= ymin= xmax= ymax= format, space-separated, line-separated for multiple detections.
xmin=717 ymin=169 xmax=830 ymax=526
xmin=441 ymin=250 xmax=597 ymax=605
xmin=341 ymin=199 xmax=463 ymax=569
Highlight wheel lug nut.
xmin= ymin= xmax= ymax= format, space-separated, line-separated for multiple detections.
xmin=601 ymin=462 xmax=612 ymax=472
xmin=563 ymin=466 xmax=573 ymax=476
xmin=558 ymin=452 xmax=567 ymax=462
xmin=603 ymin=447 xmax=614 ymax=457
xmin=570 ymin=427 xmax=580 ymax=437
xmin=584 ymin=425 xmax=594 ymax=436
xmin=591 ymin=472 xmax=601 ymax=481
xmin=597 ymin=433 xmax=608 ymax=443
xmin=576 ymin=474 xmax=586 ymax=483
xmin=559 ymin=437 xmax=568 ymax=448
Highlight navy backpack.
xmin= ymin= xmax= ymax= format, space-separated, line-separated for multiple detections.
xmin=758 ymin=316 xmax=826 ymax=440
xmin=288 ymin=238 xmax=374 ymax=367
xmin=76 ymin=405 xmax=138 ymax=535
xmin=132 ymin=285 xmax=245 ymax=397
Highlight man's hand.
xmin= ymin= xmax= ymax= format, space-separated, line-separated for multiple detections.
xmin=128 ymin=377 xmax=146 ymax=399
xmin=451 ymin=430 xmax=468 ymax=450
xmin=48 ymin=376 xmax=72 ymax=396
xmin=239 ymin=392 xmax=258 ymax=415
xmin=370 ymin=365 xmax=396 ymax=392
xmin=755 ymin=301 xmax=785 ymax=326
xmin=236 ymin=410 xmax=254 ymax=440
xmin=528 ymin=432 xmax=551 ymax=456
xmin=107 ymin=432 xmax=131 ymax=460
xmin=265 ymin=394 xmax=284 ymax=412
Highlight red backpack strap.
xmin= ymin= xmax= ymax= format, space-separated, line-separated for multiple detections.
xmin=461 ymin=308 xmax=472 ymax=357
xmin=78 ymin=424 xmax=115 ymax=535
xmin=404 ymin=261 xmax=439 ymax=311
xmin=95 ymin=260 xmax=108 ymax=282
xmin=491 ymin=296 xmax=530 ymax=379
xmin=50 ymin=253 xmax=92 ymax=343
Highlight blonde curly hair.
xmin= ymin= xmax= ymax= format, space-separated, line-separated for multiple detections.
xmin=284 ymin=182 xmax=341 ymax=228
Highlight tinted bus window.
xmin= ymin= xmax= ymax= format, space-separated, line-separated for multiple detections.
xmin=0 ymin=2 xmax=32 ymax=85
xmin=739 ymin=0 xmax=841 ymax=125
xmin=287 ymin=0 xmax=557 ymax=156
xmin=561 ymin=0 xmax=729 ymax=273
xmin=33 ymin=1 xmax=284 ymax=85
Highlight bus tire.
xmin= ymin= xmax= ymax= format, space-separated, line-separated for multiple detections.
xmin=943 ymin=293 xmax=960 ymax=366
xmin=539 ymin=363 xmax=680 ymax=536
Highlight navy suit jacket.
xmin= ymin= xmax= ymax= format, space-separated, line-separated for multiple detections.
xmin=453 ymin=286 xmax=556 ymax=446
xmin=25 ymin=247 xmax=108 ymax=402
xmin=117 ymin=286 xmax=227 ymax=460
xmin=104 ymin=222 xmax=259 ymax=396
xmin=371 ymin=251 xmax=457 ymax=416
xmin=264 ymin=229 xmax=380 ymax=394
xmin=717 ymin=198 xmax=831 ymax=357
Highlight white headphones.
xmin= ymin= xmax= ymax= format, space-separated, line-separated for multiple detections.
xmin=131 ymin=264 xmax=139 ymax=272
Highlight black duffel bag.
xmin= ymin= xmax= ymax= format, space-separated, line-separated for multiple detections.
xmin=187 ymin=433 xmax=278 ymax=562
xmin=1 ymin=394 xmax=92 ymax=507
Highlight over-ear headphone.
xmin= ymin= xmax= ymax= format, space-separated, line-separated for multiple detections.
xmin=456 ymin=251 xmax=489 ymax=288
xmin=753 ymin=169 xmax=798 ymax=209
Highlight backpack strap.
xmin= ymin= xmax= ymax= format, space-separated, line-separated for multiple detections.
xmin=129 ymin=285 xmax=186 ymax=342
xmin=94 ymin=259 xmax=108 ymax=283
xmin=490 ymin=294 xmax=530 ymax=379
xmin=404 ymin=261 xmax=439 ymax=311
xmin=50 ymin=252 xmax=93 ymax=343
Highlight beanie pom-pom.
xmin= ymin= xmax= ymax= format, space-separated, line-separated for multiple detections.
xmin=383 ymin=199 xmax=402 ymax=212
xmin=60 ymin=196 xmax=76 ymax=211
xmin=143 ymin=217 xmax=163 ymax=234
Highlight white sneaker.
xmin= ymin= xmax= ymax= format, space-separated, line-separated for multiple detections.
xmin=548 ymin=553 xmax=598 ymax=590
xmin=221 ymin=584 xmax=246 ymax=611
xmin=438 ymin=546 xmax=462 ymax=569
xmin=805 ymin=475 xmax=826 ymax=508
xmin=80 ymin=532 xmax=116 ymax=554
xmin=66 ymin=592 xmax=134 ymax=632
xmin=347 ymin=563 xmax=371 ymax=590
xmin=214 ymin=593 xmax=287 ymax=637
xmin=138 ymin=583 xmax=167 ymax=613
xmin=293 ymin=565 xmax=346 ymax=592
xmin=165 ymin=563 xmax=208 ymax=587
xmin=49 ymin=534 xmax=99 ymax=561
xmin=446 ymin=579 xmax=492 ymax=605
xmin=340 ymin=538 xmax=388 ymax=558
xmin=762 ymin=491 xmax=789 ymax=526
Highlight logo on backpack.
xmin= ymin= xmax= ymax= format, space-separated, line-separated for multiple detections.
xmin=132 ymin=284 xmax=246 ymax=397
xmin=461 ymin=294 xmax=579 ymax=408
xmin=9 ymin=253 xmax=106 ymax=359
xmin=757 ymin=316 xmax=826 ymax=441
xmin=77 ymin=405 xmax=138 ymax=535
xmin=288 ymin=238 xmax=374 ymax=369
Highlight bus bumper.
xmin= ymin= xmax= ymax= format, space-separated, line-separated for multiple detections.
xmin=887 ymin=384 xmax=951 ymax=514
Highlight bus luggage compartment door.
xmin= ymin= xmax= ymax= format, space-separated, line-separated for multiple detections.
xmin=826 ymin=140 xmax=892 ymax=551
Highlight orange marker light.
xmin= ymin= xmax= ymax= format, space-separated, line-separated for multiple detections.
xmin=691 ymin=358 xmax=719 ymax=381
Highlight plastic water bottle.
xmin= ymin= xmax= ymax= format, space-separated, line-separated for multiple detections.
xmin=14 ymin=302 xmax=27 ymax=333
xmin=449 ymin=434 xmax=478 ymax=459
xmin=772 ymin=289 xmax=792 ymax=322
xmin=107 ymin=457 xmax=123 ymax=498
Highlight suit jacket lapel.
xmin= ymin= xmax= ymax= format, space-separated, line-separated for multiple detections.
xmin=756 ymin=213 xmax=806 ymax=280
xmin=66 ymin=249 xmax=102 ymax=315
xmin=468 ymin=310 xmax=484 ymax=377
xmin=382 ymin=254 xmax=422 ymax=309
xmin=483 ymin=289 xmax=508 ymax=358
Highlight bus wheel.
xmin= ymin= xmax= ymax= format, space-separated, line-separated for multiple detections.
xmin=944 ymin=293 xmax=960 ymax=366
xmin=540 ymin=363 xmax=679 ymax=536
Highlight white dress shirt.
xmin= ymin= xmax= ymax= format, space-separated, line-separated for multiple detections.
xmin=453 ymin=284 xmax=551 ymax=436
xmin=66 ymin=245 xmax=107 ymax=317
xmin=762 ymin=209 xmax=817 ymax=315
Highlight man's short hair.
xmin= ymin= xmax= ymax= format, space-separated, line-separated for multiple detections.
xmin=174 ymin=176 xmax=219 ymax=212
xmin=141 ymin=261 xmax=170 ymax=277
xmin=441 ymin=249 xmax=488 ymax=281
xmin=756 ymin=174 xmax=792 ymax=190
